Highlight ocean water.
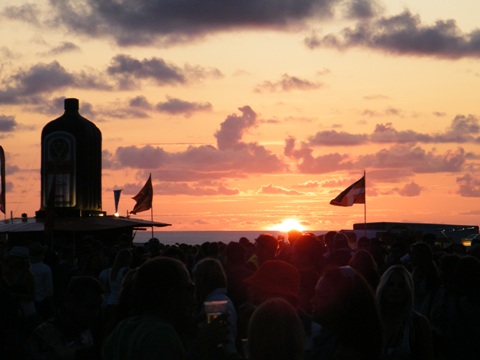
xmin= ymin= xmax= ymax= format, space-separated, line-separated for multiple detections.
xmin=133 ymin=230 xmax=328 ymax=246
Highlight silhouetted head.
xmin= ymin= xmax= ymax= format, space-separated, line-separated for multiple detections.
xmin=131 ymin=257 xmax=194 ymax=323
xmin=244 ymin=260 xmax=300 ymax=308
xmin=63 ymin=276 xmax=104 ymax=331
xmin=248 ymin=298 xmax=304 ymax=360
xmin=192 ymin=257 xmax=227 ymax=302
xmin=254 ymin=234 xmax=278 ymax=264
xmin=226 ymin=241 xmax=246 ymax=265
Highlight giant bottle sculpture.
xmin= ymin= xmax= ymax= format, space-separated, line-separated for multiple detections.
xmin=38 ymin=98 xmax=102 ymax=217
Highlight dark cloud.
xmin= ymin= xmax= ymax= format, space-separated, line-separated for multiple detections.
xmin=305 ymin=116 xmax=480 ymax=147
xmin=361 ymin=108 xmax=403 ymax=117
xmin=370 ymin=123 xmax=432 ymax=143
xmin=254 ymin=74 xmax=323 ymax=93
xmin=286 ymin=136 xmax=468 ymax=174
xmin=0 ymin=61 xmax=110 ymax=104
xmin=308 ymin=130 xmax=368 ymax=146
xmin=448 ymin=114 xmax=480 ymax=135
xmin=357 ymin=144 xmax=466 ymax=173
xmin=156 ymin=97 xmax=212 ymax=116
xmin=398 ymin=181 xmax=421 ymax=196
xmin=30 ymin=97 xmax=96 ymax=118
xmin=121 ymin=179 xmax=239 ymax=196
xmin=48 ymin=0 xmax=338 ymax=46
xmin=457 ymin=173 xmax=480 ymax=197
xmin=343 ymin=0 xmax=382 ymax=20
xmin=305 ymin=10 xmax=480 ymax=59
xmin=110 ymin=106 xmax=287 ymax=181
xmin=97 ymin=106 xmax=149 ymax=120
xmin=0 ymin=115 xmax=17 ymax=132
xmin=46 ymin=41 xmax=81 ymax=56
xmin=257 ymin=184 xmax=303 ymax=195
xmin=106 ymin=55 xmax=222 ymax=89
xmin=2 ymin=3 xmax=40 ymax=25
xmin=285 ymin=137 xmax=352 ymax=173
xmin=129 ymin=96 xmax=153 ymax=109
xmin=107 ymin=54 xmax=185 ymax=88
xmin=0 ymin=54 xmax=219 ymax=105
xmin=115 ymin=145 xmax=169 ymax=169
xmin=366 ymin=168 xmax=414 ymax=182
xmin=215 ymin=106 xmax=257 ymax=151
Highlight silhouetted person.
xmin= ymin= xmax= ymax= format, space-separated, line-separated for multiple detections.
xmin=193 ymin=258 xmax=238 ymax=354
xmin=102 ymin=257 xmax=232 ymax=360
xmin=98 ymin=248 xmax=132 ymax=322
xmin=0 ymin=258 xmax=20 ymax=359
xmin=246 ymin=234 xmax=278 ymax=271
xmin=291 ymin=233 xmax=325 ymax=313
xmin=223 ymin=241 xmax=254 ymax=310
xmin=247 ymin=298 xmax=305 ymax=360
xmin=375 ymin=265 xmax=434 ymax=360
xmin=429 ymin=256 xmax=480 ymax=359
xmin=4 ymin=246 xmax=39 ymax=355
xmin=311 ymin=265 xmax=382 ymax=360
xmin=29 ymin=242 xmax=55 ymax=321
xmin=349 ymin=249 xmax=380 ymax=291
xmin=275 ymin=229 xmax=303 ymax=263
xmin=27 ymin=276 xmax=104 ymax=360
xmin=409 ymin=242 xmax=441 ymax=315
xmin=241 ymin=260 xmax=318 ymax=357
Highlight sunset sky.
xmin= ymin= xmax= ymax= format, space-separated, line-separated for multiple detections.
xmin=1 ymin=0 xmax=480 ymax=231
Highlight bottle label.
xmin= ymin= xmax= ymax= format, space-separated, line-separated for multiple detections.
xmin=43 ymin=131 xmax=76 ymax=207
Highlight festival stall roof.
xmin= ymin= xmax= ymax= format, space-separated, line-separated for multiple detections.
xmin=0 ymin=216 xmax=171 ymax=232
xmin=0 ymin=216 xmax=171 ymax=246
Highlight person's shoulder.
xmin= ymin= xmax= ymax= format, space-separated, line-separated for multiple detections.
xmin=412 ymin=310 xmax=429 ymax=325
xmin=411 ymin=311 xmax=432 ymax=339
xmin=135 ymin=316 xmax=177 ymax=333
xmin=98 ymin=268 xmax=110 ymax=279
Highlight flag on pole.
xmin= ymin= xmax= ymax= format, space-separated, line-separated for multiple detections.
xmin=113 ymin=189 xmax=122 ymax=213
xmin=330 ymin=175 xmax=365 ymax=206
xmin=0 ymin=146 xmax=5 ymax=214
xmin=130 ymin=174 xmax=153 ymax=215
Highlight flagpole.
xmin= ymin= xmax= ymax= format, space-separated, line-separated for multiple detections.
xmin=150 ymin=205 xmax=154 ymax=238
xmin=150 ymin=173 xmax=154 ymax=238
xmin=363 ymin=170 xmax=367 ymax=238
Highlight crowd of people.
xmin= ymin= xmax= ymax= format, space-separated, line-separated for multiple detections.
xmin=0 ymin=229 xmax=479 ymax=359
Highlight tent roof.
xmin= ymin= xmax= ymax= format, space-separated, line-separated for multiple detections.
xmin=0 ymin=216 xmax=171 ymax=233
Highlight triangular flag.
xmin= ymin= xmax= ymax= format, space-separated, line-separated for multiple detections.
xmin=130 ymin=174 xmax=153 ymax=214
xmin=330 ymin=176 xmax=365 ymax=206
xmin=113 ymin=189 xmax=122 ymax=213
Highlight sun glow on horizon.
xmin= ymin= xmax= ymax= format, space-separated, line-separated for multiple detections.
xmin=269 ymin=218 xmax=306 ymax=233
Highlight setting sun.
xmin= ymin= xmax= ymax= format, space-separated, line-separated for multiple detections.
xmin=269 ymin=218 xmax=306 ymax=233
